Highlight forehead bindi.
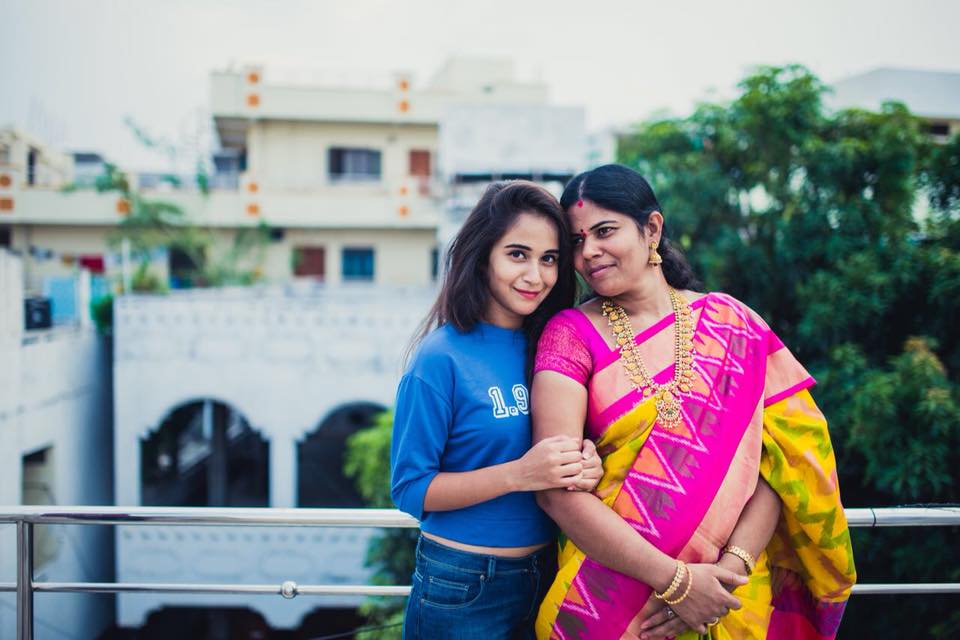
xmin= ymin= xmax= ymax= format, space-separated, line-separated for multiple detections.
xmin=569 ymin=202 xmax=623 ymax=226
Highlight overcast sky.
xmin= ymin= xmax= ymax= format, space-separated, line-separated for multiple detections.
xmin=2 ymin=0 xmax=958 ymax=172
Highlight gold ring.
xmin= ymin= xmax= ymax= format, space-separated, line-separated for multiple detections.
xmin=708 ymin=617 xmax=720 ymax=627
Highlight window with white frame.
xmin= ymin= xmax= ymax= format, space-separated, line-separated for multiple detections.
xmin=328 ymin=147 xmax=381 ymax=182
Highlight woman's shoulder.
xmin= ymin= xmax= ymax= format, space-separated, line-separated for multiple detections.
xmin=544 ymin=304 xmax=596 ymax=337
xmin=699 ymin=291 xmax=772 ymax=332
xmin=406 ymin=325 xmax=460 ymax=373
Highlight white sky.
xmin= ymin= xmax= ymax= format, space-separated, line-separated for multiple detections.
xmin=2 ymin=0 xmax=958 ymax=172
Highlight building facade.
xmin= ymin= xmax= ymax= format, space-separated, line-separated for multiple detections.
xmin=112 ymin=284 xmax=434 ymax=630
xmin=1 ymin=57 xmax=591 ymax=295
xmin=0 ymin=250 xmax=114 ymax=640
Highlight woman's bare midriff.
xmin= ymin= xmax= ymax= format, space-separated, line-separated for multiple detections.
xmin=422 ymin=531 xmax=550 ymax=558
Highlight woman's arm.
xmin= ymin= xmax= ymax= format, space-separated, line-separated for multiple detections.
xmin=532 ymin=371 xmax=745 ymax=632
xmin=639 ymin=478 xmax=782 ymax=639
xmin=422 ymin=435 xmax=584 ymax=512
xmin=531 ymin=372 xmax=706 ymax=586
xmin=718 ymin=476 xmax=781 ymax=576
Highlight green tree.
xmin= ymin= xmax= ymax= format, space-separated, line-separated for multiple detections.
xmin=619 ymin=64 xmax=960 ymax=638
xmin=344 ymin=411 xmax=415 ymax=640
xmin=90 ymin=162 xmax=271 ymax=291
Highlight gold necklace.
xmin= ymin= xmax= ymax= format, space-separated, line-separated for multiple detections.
xmin=601 ymin=289 xmax=695 ymax=429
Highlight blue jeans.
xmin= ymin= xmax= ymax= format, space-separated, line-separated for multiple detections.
xmin=403 ymin=535 xmax=558 ymax=640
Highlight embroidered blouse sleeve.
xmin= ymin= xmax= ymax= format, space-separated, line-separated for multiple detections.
xmin=534 ymin=311 xmax=593 ymax=386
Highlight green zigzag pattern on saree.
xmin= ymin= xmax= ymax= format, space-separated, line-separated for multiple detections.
xmin=762 ymin=439 xmax=857 ymax=574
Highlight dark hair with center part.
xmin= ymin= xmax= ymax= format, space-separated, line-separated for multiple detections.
xmin=411 ymin=180 xmax=577 ymax=379
xmin=561 ymin=164 xmax=703 ymax=292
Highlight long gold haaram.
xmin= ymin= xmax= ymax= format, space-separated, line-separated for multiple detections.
xmin=601 ymin=288 xmax=695 ymax=429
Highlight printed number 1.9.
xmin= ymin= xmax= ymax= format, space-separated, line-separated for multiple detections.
xmin=488 ymin=384 xmax=530 ymax=419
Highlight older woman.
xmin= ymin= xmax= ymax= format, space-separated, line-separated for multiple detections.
xmin=532 ymin=165 xmax=856 ymax=639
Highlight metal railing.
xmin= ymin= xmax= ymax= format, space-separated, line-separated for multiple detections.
xmin=1 ymin=506 xmax=959 ymax=640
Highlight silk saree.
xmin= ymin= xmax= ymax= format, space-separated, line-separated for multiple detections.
xmin=533 ymin=292 xmax=856 ymax=640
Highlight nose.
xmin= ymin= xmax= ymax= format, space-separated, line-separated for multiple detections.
xmin=522 ymin=261 xmax=543 ymax=287
xmin=580 ymin=233 xmax=603 ymax=261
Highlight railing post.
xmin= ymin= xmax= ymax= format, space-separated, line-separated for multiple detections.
xmin=17 ymin=520 xmax=34 ymax=640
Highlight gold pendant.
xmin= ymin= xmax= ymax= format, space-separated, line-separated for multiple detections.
xmin=655 ymin=391 xmax=683 ymax=429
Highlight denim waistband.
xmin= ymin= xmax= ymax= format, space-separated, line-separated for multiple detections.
xmin=417 ymin=535 xmax=555 ymax=577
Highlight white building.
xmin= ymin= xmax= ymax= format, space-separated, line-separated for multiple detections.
xmin=0 ymin=250 xmax=114 ymax=640
xmin=112 ymin=284 xmax=435 ymax=632
xmin=1 ymin=57 xmax=592 ymax=294
xmin=829 ymin=67 xmax=960 ymax=139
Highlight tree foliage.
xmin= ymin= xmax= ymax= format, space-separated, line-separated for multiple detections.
xmin=344 ymin=411 xmax=413 ymax=640
xmin=619 ymin=64 xmax=960 ymax=638
xmin=92 ymin=162 xmax=271 ymax=291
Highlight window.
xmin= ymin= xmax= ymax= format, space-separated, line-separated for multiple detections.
xmin=141 ymin=400 xmax=269 ymax=507
xmin=293 ymin=246 xmax=325 ymax=280
xmin=297 ymin=403 xmax=384 ymax=507
xmin=926 ymin=122 xmax=950 ymax=137
xmin=0 ymin=227 xmax=11 ymax=248
xmin=328 ymin=147 xmax=381 ymax=181
xmin=409 ymin=150 xmax=431 ymax=177
xmin=27 ymin=148 xmax=37 ymax=186
xmin=22 ymin=447 xmax=58 ymax=569
xmin=342 ymin=247 xmax=375 ymax=281
xmin=169 ymin=246 xmax=206 ymax=289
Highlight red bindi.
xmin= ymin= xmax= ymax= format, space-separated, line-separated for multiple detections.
xmin=577 ymin=199 xmax=584 ymax=208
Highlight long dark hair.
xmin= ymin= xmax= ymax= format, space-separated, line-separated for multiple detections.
xmin=560 ymin=164 xmax=702 ymax=291
xmin=411 ymin=180 xmax=577 ymax=378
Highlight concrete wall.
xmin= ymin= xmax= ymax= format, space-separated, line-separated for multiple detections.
xmin=112 ymin=285 xmax=435 ymax=628
xmin=0 ymin=250 xmax=114 ymax=640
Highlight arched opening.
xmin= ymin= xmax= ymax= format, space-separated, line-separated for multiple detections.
xmin=297 ymin=402 xmax=385 ymax=507
xmin=141 ymin=399 xmax=269 ymax=506
xmin=115 ymin=605 xmax=367 ymax=639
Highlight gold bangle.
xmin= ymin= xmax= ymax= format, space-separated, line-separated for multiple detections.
xmin=722 ymin=545 xmax=756 ymax=575
xmin=654 ymin=561 xmax=686 ymax=601
xmin=663 ymin=567 xmax=693 ymax=606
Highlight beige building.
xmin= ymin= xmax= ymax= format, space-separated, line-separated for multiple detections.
xmin=0 ymin=58 xmax=562 ymax=292
xmin=829 ymin=67 xmax=960 ymax=140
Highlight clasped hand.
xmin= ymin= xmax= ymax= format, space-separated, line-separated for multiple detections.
xmin=517 ymin=435 xmax=603 ymax=492
xmin=635 ymin=562 xmax=747 ymax=639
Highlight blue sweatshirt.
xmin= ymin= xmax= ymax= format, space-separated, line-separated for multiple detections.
xmin=390 ymin=322 xmax=556 ymax=547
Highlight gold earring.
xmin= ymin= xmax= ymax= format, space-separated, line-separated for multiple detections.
xmin=648 ymin=241 xmax=663 ymax=266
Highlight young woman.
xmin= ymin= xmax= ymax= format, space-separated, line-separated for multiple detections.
xmin=391 ymin=181 xmax=604 ymax=639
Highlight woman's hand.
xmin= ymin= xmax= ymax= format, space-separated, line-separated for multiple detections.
xmin=667 ymin=563 xmax=746 ymax=634
xmin=636 ymin=603 xmax=691 ymax=640
xmin=716 ymin=552 xmax=749 ymax=591
xmin=569 ymin=438 xmax=603 ymax=491
xmin=511 ymin=435 xmax=583 ymax=491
